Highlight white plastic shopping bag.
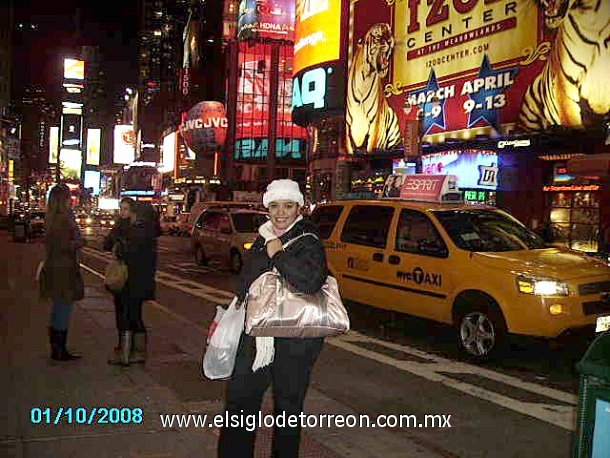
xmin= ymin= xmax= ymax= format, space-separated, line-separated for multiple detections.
xmin=202 ymin=297 xmax=245 ymax=380
xmin=207 ymin=305 xmax=226 ymax=345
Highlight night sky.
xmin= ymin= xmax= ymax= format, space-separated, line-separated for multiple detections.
xmin=12 ymin=0 xmax=140 ymax=116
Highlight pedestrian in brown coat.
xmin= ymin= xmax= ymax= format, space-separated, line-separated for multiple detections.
xmin=41 ymin=184 xmax=85 ymax=361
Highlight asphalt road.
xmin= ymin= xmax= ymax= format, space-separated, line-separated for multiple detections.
xmin=66 ymin=227 xmax=588 ymax=457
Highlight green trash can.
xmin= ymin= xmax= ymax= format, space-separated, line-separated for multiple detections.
xmin=573 ymin=331 xmax=610 ymax=458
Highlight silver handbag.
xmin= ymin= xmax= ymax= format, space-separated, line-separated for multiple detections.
xmin=245 ymin=233 xmax=350 ymax=338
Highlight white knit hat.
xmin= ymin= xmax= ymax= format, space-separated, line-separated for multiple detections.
xmin=262 ymin=179 xmax=304 ymax=208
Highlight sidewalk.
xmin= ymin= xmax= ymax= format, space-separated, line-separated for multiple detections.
xmin=1 ymin=235 xmax=342 ymax=458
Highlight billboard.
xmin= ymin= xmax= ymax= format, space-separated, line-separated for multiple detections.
xmin=421 ymin=150 xmax=499 ymax=190
xmin=161 ymin=132 xmax=177 ymax=173
xmin=86 ymin=128 xmax=101 ymax=165
xmin=49 ymin=126 xmax=59 ymax=164
xmin=292 ymin=0 xmax=345 ymax=126
xmin=237 ymin=0 xmax=295 ymax=41
xmin=59 ymin=149 xmax=82 ymax=181
xmin=235 ymin=43 xmax=307 ymax=161
xmin=113 ymin=125 xmax=136 ymax=165
xmin=64 ymin=58 xmax=85 ymax=80
xmin=346 ymin=0 xmax=610 ymax=153
xmin=84 ymin=170 xmax=101 ymax=195
xmin=293 ymin=0 xmax=342 ymax=75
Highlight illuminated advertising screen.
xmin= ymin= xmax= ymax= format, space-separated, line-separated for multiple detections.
xmin=61 ymin=113 xmax=83 ymax=150
xmin=120 ymin=165 xmax=163 ymax=197
xmin=49 ymin=126 xmax=59 ymax=164
xmin=235 ymin=42 xmax=307 ymax=161
xmin=84 ymin=170 xmax=101 ymax=195
xmin=113 ymin=125 xmax=136 ymax=165
xmin=64 ymin=58 xmax=84 ymax=80
xmin=346 ymin=0 xmax=610 ymax=153
xmin=293 ymin=0 xmax=342 ymax=76
xmin=86 ymin=128 xmax=101 ymax=165
xmin=237 ymin=0 xmax=295 ymax=41
xmin=292 ymin=0 xmax=344 ymax=127
xmin=161 ymin=132 xmax=177 ymax=173
xmin=60 ymin=149 xmax=82 ymax=181
xmin=421 ymin=150 xmax=499 ymax=190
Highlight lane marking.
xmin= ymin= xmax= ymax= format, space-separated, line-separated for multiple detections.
xmin=79 ymin=256 xmax=577 ymax=431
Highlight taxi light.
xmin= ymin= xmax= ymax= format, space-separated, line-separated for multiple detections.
xmin=517 ymin=275 xmax=569 ymax=296
xmin=243 ymin=242 xmax=253 ymax=250
xmin=549 ymin=304 xmax=565 ymax=315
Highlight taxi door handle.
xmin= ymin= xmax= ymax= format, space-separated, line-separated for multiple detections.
xmin=388 ymin=255 xmax=400 ymax=265
xmin=372 ymin=253 xmax=384 ymax=262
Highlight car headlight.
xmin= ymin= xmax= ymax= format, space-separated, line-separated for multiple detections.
xmin=110 ymin=220 xmax=115 ymax=225
xmin=75 ymin=218 xmax=80 ymax=223
xmin=243 ymin=242 xmax=253 ymax=250
xmin=86 ymin=218 xmax=93 ymax=224
xmin=516 ymin=275 xmax=569 ymax=296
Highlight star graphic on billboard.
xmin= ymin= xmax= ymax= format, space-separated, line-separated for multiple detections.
xmin=467 ymin=55 xmax=519 ymax=133
xmin=407 ymin=68 xmax=446 ymax=135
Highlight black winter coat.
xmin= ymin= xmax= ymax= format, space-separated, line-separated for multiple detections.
xmin=235 ymin=218 xmax=328 ymax=302
xmin=104 ymin=217 xmax=159 ymax=301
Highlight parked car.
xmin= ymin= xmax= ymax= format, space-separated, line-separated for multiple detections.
xmin=191 ymin=208 xmax=268 ymax=273
xmin=311 ymin=192 xmax=610 ymax=359
xmin=187 ymin=201 xmax=264 ymax=235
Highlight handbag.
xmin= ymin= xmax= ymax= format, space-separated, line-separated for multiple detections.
xmin=104 ymin=258 xmax=128 ymax=292
xmin=245 ymin=233 xmax=350 ymax=338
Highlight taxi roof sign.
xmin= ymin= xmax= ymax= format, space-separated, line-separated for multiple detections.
xmin=399 ymin=174 xmax=463 ymax=203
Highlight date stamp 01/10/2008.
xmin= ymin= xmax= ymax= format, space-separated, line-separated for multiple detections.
xmin=30 ymin=407 xmax=144 ymax=425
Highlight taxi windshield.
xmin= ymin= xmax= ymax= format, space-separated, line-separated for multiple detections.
xmin=433 ymin=209 xmax=547 ymax=252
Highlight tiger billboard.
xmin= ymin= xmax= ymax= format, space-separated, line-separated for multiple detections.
xmin=346 ymin=0 xmax=610 ymax=154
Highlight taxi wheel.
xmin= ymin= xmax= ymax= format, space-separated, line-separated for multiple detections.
xmin=195 ymin=246 xmax=208 ymax=266
xmin=230 ymin=250 xmax=243 ymax=274
xmin=456 ymin=305 xmax=507 ymax=360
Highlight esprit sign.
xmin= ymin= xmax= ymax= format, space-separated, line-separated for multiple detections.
xmin=400 ymin=174 xmax=460 ymax=202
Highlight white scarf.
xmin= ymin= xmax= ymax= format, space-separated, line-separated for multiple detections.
xmin=251 ymin=215 xmax=303 ymax=372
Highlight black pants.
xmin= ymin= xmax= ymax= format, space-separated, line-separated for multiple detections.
xmin=218 ymin=333 xmax=323 ymax=458
xmin=113 ymin=291 xmax=145 ymax=332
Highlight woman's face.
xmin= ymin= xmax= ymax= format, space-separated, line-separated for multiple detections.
xmin=119 ymin=202 xmax=131 ymax=219
xmin=268 ymin=200 xmax=300 ymax=231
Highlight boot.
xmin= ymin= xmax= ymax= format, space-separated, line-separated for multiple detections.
xmin=108 ymin=331 xmax=132 ymax=366
xmin=130 ymin=332 xmax=146 ymax=364
xmin=51 ymin=329 xmax=81 ymax=361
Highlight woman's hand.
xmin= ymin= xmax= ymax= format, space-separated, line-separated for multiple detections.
xmin=266 ymin=239 xmax=283 ymax=258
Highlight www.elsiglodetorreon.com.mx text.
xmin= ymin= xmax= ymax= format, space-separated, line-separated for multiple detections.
xmin=159 ymin=412 xmax=452 ymax=431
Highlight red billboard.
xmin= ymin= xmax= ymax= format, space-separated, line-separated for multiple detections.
xmin=346 ymin=0 xmax=610 ymax=154
xmin=235 ymin=43 xmax=307 ymax=161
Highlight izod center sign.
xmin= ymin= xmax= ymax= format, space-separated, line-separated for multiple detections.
xmin=346 ymin=0 xmax=610 ymax=153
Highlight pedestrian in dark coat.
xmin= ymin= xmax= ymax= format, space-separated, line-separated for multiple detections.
xmin=218 ymin=179 xmax=328 ymax=458
xmin=41 ymin=184 xmax=85 ymax=361
xmin=105 ymin=200 xmax=159 ymax=366
xmin=103 ymin=197 xmax=135 ymax=356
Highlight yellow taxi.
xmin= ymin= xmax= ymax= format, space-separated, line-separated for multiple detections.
xmin=310 ymin=175 xmax=610 ymax=358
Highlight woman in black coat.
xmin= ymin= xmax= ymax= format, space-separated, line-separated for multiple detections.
xmin=218 ymin=179 xmax=328 ymax=458
xmin=104 ymin=200 xmax=159 ymax=365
